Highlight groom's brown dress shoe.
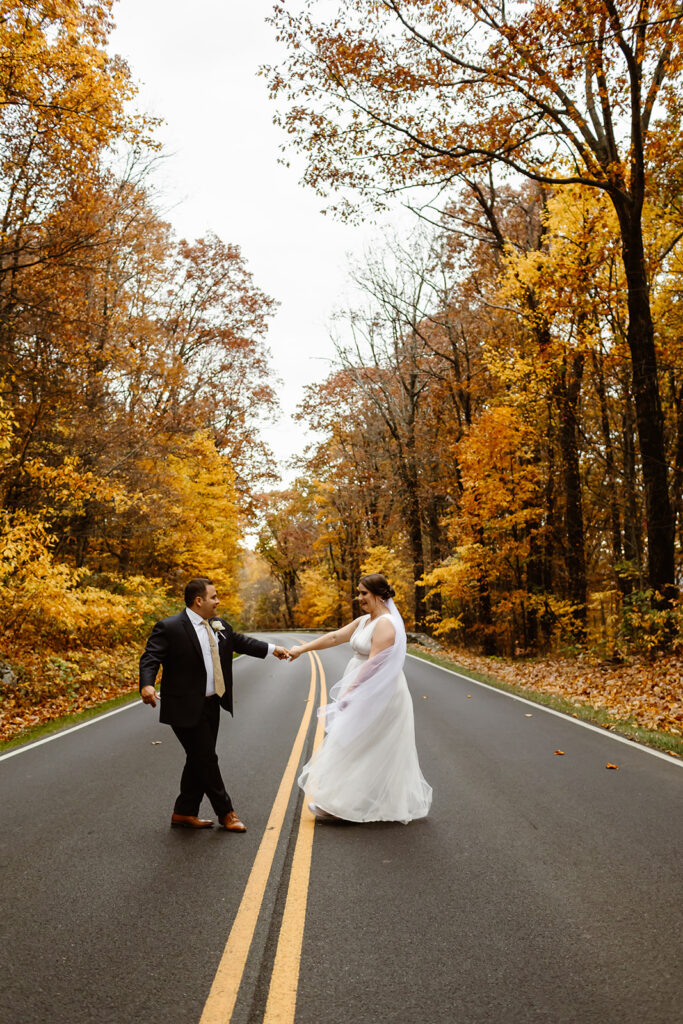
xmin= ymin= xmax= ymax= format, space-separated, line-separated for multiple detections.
xmin=220 ymin=811 xmax=247 ymax=832
xmin=171 ymin=813 xmax=213 ymax=829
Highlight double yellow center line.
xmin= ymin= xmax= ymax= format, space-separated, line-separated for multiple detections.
xmin=200 ymin=650 xmax=327 ymax=1024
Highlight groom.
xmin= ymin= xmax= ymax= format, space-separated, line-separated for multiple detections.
xmin=140 ymin=577 xmax=290 ymax=832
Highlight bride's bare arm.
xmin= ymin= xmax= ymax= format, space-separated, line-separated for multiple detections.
xmin=368 ymin=618 xmax=396 ymax=658
xmin=288 ymin=617 xmax=361 ymax=659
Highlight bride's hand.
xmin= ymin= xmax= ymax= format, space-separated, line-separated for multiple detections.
xmin=288 ymin=645 xmax=306 ymax=660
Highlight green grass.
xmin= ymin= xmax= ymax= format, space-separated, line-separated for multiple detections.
xmin=0 ymin=690 xmax=140 ymax=753
xmin=408 ymin=646 xmax=683 ymax=759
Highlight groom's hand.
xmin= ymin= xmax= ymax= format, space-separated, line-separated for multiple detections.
xmin=272 ymin=646 xmax=291 ymax=661
xmin=141 ymin=685 xmax=158 ymax=707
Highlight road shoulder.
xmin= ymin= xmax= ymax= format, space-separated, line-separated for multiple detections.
xmin=408 ymin=645 xmax=683 ymax=760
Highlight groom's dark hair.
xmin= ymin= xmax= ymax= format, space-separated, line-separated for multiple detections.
xmin=184 ymin=577 xmax=214 ymax=607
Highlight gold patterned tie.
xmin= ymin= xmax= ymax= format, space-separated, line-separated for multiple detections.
xmin=200 ymin=620 xmax=226 ymax=698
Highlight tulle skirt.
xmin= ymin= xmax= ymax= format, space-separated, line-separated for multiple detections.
xmin=298 ymin=656 xmax=432 ymax=824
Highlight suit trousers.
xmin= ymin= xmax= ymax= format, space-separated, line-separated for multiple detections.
xmin=171 ymin=695 xmax=233 ymax=817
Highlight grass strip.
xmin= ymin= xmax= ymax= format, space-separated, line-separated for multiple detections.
xmin=0 ymin=690 xmax=140 ymax=753
xmin=408 ymin=646 xmax=683 ymax=759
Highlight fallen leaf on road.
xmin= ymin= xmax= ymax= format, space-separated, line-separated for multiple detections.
xmin=554 ymin=749 xmax=565 ymax=755
xmin=605 ymin=763 xmax=619 ymax=770
xmin=151 ymin=741 xmax=162 ymax=745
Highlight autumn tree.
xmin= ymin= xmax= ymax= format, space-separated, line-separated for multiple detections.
xmin=295 ymin=373 xmax=398 ymax=621
xmin=0 ymin=2 xmax=284 ymax=740
xmin=268 ymin=0 xmax=683 ymax=598
xmin=0 ymin=2 xmax=280 ymax=602
xmin=0 ymin=1 xmax=155 ymax=298
xmin=328 ymin=228 xmax=490 ymax=626
xmin=257 ymin=487 xmax=317 ymax=627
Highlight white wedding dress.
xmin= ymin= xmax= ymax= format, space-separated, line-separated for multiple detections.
xmin=298 ymin=613 xmax=432 ymax=824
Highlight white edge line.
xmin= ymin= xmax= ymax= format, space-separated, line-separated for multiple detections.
xmin=0 ymin=698 xmax=141 ymax=762
xmin=407 ymin=652 xmax=683 ymax=768
xmin=0 ymin=637 xmax=281 ymax=764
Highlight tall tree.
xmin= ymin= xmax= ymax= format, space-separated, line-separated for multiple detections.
xmin=268 ymin=0 xmax=683 ymax=597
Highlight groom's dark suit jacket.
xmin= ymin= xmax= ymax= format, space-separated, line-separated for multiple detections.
xmin=139 ymin=610 xmax=268 ymax=727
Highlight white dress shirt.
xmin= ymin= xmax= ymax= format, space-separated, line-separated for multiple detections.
xmin=186 ymin=607 xmax=275 ymax=696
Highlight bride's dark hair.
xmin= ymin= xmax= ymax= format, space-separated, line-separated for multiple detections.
xmin=359 ymin=573 xmax=395 ymax=601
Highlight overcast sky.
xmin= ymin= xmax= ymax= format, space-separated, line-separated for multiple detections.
xmin=109 ymin=0 xmax=406 ymax=480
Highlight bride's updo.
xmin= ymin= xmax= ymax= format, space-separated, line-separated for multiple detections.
xmin=359 ymin=573 xmax=396 ymax=602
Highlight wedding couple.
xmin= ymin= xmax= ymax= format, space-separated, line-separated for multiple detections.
xmin=140 ymin=574 xmax=432 ymax=831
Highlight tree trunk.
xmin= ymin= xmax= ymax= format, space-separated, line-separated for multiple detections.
xmin=425 ymin=494 xmax=444 ymax=620
xmin=524 ymin=436 xmax=549 ymax=650
xmin=671 ymin=375 xmax=683 ymax=560
xmin=403 ymin=471 xmax=426 ymax=628
xmin=281 ymin=569 xmax=298 ymax=628
xmin=555 ymin=351 xmax=587 ymax=635
xmin=327 ymin=542 xmax=343 ymax=628
xmin=350 ymin=559 xmax=361 ymax=618
xmin=593 ymin=351 xmax=623 ymax=574
xmin=479 ymin=577 xmax=495 ymax=654
xmin=525 ymin=527 xmax=541 ymax=649
xmin=540 ymin=418 xmax=556 ymax=645
xmin=615 ymin=204 xmax=675 ymax=598
xmin=621 ymin=383 xmax=643 ymax=590
xmin=469 ymin=525 xmax=494 ymax=652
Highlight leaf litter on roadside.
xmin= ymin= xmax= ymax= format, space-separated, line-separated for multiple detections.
xmin=428 ymin=646 xmax=683 ymax=738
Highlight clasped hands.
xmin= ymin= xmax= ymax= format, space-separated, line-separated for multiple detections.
xmin=273 ymin=645 xmax=305 ymax=661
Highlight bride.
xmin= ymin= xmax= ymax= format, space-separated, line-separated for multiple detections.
xmin=288 ymin=573 xmax=432 ymax=824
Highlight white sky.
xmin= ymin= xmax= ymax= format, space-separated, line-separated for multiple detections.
xmin=109 ymin=0 xmax=407 ymax=481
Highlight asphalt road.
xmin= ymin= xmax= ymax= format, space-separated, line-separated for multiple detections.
xmin=1 ymin=634 xmax=681 ymax=1024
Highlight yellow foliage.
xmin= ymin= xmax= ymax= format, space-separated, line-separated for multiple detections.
xmin=0 ymin=389 xmax=14 ymax=459
xmin=238 ymin=549 xmax=283 ymax=629
xmin=360 ymin=544 xmax=413 ymax=615
xmin=141 ymin=431 xmax=243 ymax=616
xmin=497 ymin=184 xmax=624 ymax=363
xmin=423 ymin=405 xmax=546 ymax=648
xmin=295 ymin=567 xmax=343 ymax=627
xmin=0 ymin=509 xmax=166 ymax=645
xmin=0 ymin=1 xmax=155 ymax=166
xmin=455 ymin=405 xmax=542 ymax=542
xmin=24 ymin=456 xmax=134 ymax=515
xmin=429 ymin=613 xmax=465 ymax=638
xmin=424 ymin=548 xmax=482 ymax=605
